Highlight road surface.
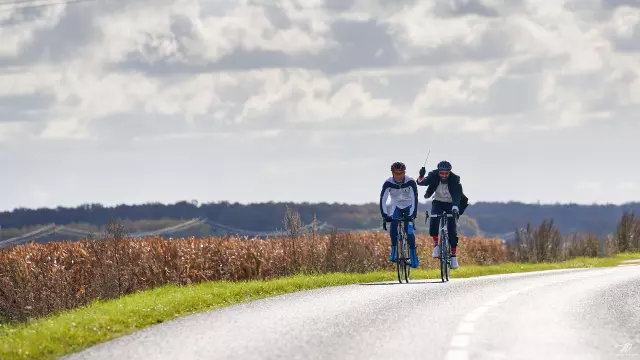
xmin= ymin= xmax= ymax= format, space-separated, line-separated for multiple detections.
xmin=62 ymin=264 xmax=640 ymax=360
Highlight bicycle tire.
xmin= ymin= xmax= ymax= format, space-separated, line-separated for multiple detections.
xmin=405 ymin=221 xmax=412 ymax=283
xmin=445 ymin=220 xmax=451 ymax=281
xmin=404 ymin=221 xmax=411 ymax=283
xmin=446 ymin=257 xmax=450 ymax=281
xmin=396 ymin=250 xmax=402 ymax=284
xmin=440 ymin=251 xmax=446 ymax=282
xmin=439 ymin=216 xmax=450 ymax=283
xmin=444 ymin=232 xmax=450 ymax=282
xmin=439 ymin=216 xmax=444 ymax=282
xmin=444 ymin=241 xmax=450 ymax=282
xmin=404 ymin=256 xmax=410 ymax=282
xmin=396 ymin=221 xmax=411 ymax=284
xmin=396 ymin=222 xmax=404 ymax=283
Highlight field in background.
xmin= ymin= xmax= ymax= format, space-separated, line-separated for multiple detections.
xmin=0 ymin=215 xmax=486 ymax=247
xmin=3 ymin=200 xmax=639 ymax=239
xmin=0 ymin=230 xmax=504 ymax=323
xmin=2 ymin=209 xmax=640 ymax=324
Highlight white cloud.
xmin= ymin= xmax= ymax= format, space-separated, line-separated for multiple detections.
xmin=0 ymin=0 xmax=639 ymax=209
xmin=619 ymin=181 xmax=637 ymax=190
xmin=611 ymin=5 xmax=640 ymax=39
xmin=576 ymin=181 xmax=602 ymax=191
xmin=40 ymin=117 xmax=87 ymax=139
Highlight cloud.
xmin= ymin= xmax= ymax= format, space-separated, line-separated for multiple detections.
xmin=3 ymin=0 xmax=638 ymax=140
xmin=433 ymin=0 xmax=501 ymax=18
xmin=608 ymin=5 xmax=640 ymax=51
xmin=112 ymin=16 xmax=399 ymax=75
xmin=618 ymin=181 xmax=638 ymax=190
xmin=0 ymin=0 xmax=639 ymax=209
xmin=601 ymin=0 xmax=640 ymax=10
xmin=576 ymin=181 xmax=602 ymax=191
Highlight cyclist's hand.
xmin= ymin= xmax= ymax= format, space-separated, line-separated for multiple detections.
xmin=452 ymin=206 xmax=459 ymax=219
xmin=382 ymin=216 xmax=392 ymax=231
xmin=419 ymin=167 xmax=426 ymax=178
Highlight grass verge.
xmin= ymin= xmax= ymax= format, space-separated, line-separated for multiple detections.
xmin=2 ymin=253 xmax=639 ymax=360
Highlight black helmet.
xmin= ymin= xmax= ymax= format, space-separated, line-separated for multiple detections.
xmin=390 ymin=162 xmax=406 ymax=172
xmin=437 ymin=160 xmax=452 ymax=171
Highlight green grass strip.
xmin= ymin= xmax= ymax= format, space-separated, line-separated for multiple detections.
xmin=1 ymin=253 xmax=639 ymax=360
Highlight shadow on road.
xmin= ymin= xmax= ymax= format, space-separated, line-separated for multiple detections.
xmin=358 ymin=280 xmax=444 ymax=286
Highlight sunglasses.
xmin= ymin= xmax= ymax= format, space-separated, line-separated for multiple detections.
xmin=393 ymin=171 xmax=406 ymax=176
xmin=439 ymin=171 xmax=450 ymax=176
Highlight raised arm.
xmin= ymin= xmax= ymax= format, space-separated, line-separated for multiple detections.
xmin=416 ymin=168 xmax=433 ymax=186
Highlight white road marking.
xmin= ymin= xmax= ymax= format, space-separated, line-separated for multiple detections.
xmin=463 ymin=307 xmax=488 ymax=322
xmin=446 ymin=349 xmax=469 ymax=360
xmin=457 ymin=322 xmax=474 ymax=334
xmin=445 ymin=273 xmax=599 ymax=359
xmin=451 ymin=335 xmax=471 ymax=348
xmin=483 ymin=299 xmax=500 ymax=307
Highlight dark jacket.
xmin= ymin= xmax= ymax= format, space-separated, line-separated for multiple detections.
xmin=417 ymin=170 xmax=469 ymax=215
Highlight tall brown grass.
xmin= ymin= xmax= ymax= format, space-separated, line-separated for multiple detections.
xmin=1 ymin=210 xmax=639 ymax=325
xmin=505 ymin=212 xmax=640 ymax=263
xmin=0 ymin=230 xmax=502 ymax=323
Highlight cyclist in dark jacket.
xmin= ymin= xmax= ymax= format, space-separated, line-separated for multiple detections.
xmin=417 ymin=160 xmax=467 ymax=269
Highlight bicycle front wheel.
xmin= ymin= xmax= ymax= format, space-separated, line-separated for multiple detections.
xmin=404 ymin=258 xmax=410 ymax=282
xmin=440 ymin=232 xmax=449 ymax=282
xmin=440 ymin=254 xmax=446 ymax=282
xmin=397 ymin=225 xmax=410 ymax=284
xmin=444 ymin=249 xmax=450 ymax=281
xmin=397 ymin=234 xmax=404 ymax=284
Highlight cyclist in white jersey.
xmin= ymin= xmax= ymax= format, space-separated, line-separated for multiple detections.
xmin=379 ymin=162 xmax=419 ymax=268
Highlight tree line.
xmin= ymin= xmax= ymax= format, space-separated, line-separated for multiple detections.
xmin=1 ymin=200 xmax=639 ymax=236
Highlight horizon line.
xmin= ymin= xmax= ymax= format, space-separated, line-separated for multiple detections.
xmin=2 ymin=199 xmax=640 ymax=213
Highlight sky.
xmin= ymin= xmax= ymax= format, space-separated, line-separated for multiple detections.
xmin=0 ymin=0 xmax=639 ymax=211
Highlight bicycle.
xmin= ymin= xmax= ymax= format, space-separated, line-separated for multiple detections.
xmin=425 ymin=211 xmax=457 ymax=282
xmin=383 ymin=214 xmax=414 ymax=284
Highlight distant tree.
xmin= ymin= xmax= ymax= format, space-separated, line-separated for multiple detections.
xmin=1 ymin=200 xmax=639 ymax=240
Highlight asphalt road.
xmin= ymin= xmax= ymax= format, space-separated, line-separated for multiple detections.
xmin=62 ymin=264 xmax=640 ymax=360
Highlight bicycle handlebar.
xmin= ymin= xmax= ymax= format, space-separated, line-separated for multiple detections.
xmin=425 ymin=210 xmax=458 ymax=225
xmin=382 ymin=216 xmax=415 ymax=223
xmin=381 ymin=215 xmax=415 ymax=231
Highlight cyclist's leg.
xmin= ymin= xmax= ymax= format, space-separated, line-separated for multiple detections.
xmin=388 ymin=207 xmax=401 ymax=261
xmin=448 ymin=217 xmax=459 ymax=255
xmin=400 ymin=207 xmax=419 ymax=268
xmin=429 ymin=201 xmax=442 ymax=257
xmin=446 ymin=206 xmax=460 ymax=269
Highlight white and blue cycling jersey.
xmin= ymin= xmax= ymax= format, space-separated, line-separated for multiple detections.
xmin=379 ymin=176 xmax=418 ymax=219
